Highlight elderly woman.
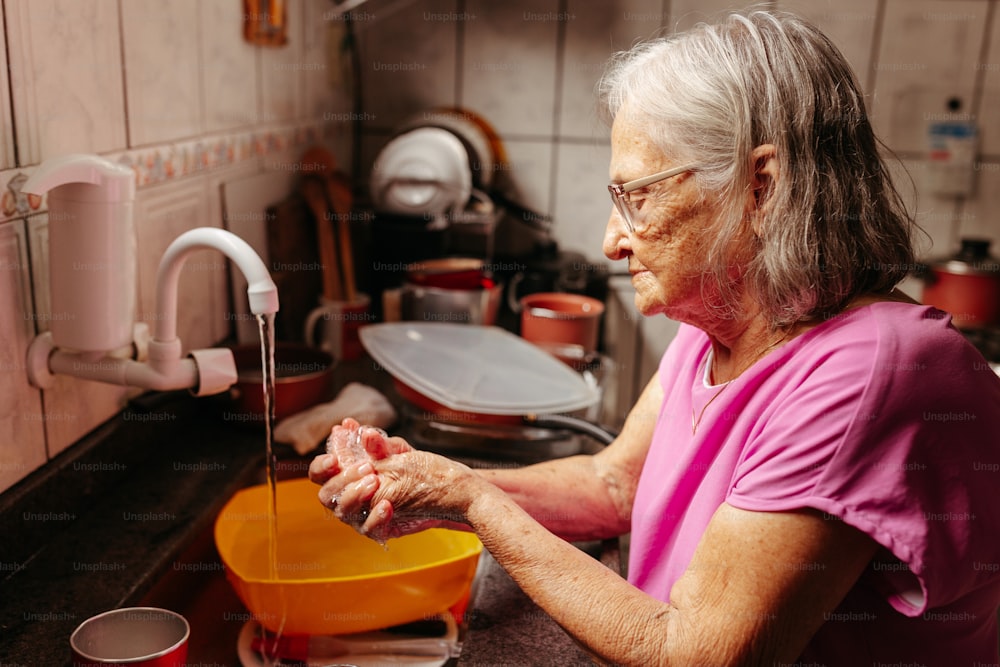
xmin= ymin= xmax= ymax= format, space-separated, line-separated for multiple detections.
xmin=310 ymin=10 xmax=1000 ymax=665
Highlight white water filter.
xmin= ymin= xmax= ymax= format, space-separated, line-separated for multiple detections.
xmin=23 ymin=154 xmax=137 ymax=353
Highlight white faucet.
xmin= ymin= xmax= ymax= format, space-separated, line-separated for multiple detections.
xmin=22 ymin=154 xmax=278 ymax=395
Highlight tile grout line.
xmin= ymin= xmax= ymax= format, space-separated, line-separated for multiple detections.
xmin=116 ymin=0 xmax=132 ymax=151
xmin=548 ymin=0 xmax=569 ymax=220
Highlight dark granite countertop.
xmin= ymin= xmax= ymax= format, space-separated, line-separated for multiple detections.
xmin=0 ymin=358 xmax=617 ymax=665
xmin=0 ymin=390 xmax=266 ymax=665
xmin=459 ymin=551 xmax=603 ymax=667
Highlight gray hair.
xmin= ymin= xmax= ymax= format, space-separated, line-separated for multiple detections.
xmin=599 ymin=10 xmax=917 ymax=327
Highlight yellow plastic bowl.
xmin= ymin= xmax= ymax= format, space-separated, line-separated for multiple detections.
xmin=214 ymin=477 xmax=482 ymax=635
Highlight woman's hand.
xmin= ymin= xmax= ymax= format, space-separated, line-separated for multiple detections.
xmin=308 ymin=418 xmax=477 ymax=541
xmin=308 ymin=417 xmax=413 ymax=485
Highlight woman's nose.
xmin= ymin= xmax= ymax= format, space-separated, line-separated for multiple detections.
xmin=603 ymin=207 xmax=630 ymax=261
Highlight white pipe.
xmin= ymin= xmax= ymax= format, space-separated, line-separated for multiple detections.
xmin=48 ymin=350 xmax=199 ymax=391
xmin=153 ymin=228 xmax=279 ymax=344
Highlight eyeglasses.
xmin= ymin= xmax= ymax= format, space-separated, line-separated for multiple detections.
xmin=608 ymin=164 xmax=698 ymax=233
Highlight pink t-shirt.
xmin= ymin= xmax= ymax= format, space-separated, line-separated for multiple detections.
xmin=629 ymin=302 xmax=1000 ymax=664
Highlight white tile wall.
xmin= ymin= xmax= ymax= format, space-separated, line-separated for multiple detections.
xmin=872 ymin=0 xmax=988 ymax=153
xmin=960 ymin=165 xmax=1000 ymax=245
xmin=897 ymin=158 xmax=966 ymax=255
xmin=560 ymin=0 xmax=665 ymax=142
xmin=301 ymin=0 xmax=338 ymax=122
xmin=5 ymin=0 xmax=128 ymax=164
xmin=134 ymin=179 xmax=230 ymax=353
xmin=977 ymin=6 xmax=1000 ymax=155
xmin=38 ymin=375 xmax=130 ymax=460
xmin=321 ymin=17 xmax=358 ymax=167
xmin=552 ymin=141 xmax=612 ymax=261
xmin=259 ymin=0 xmax=305 ymax=123
xmin=200 ymin=0 xmax=260 ymax=132
xmin=121 ymin=0 xmax=203 ymax=146
xmin=498 ymin=139 xmax=554 ymax=221
xmin=462 ymin=0 xmax=560 ymax=139
xmin=0 ymin=219 xmax=46 ymax=491
xmin=0 ymin=12 xmax=15 ymax=170
xmin=354 ymin=0 xmax=459 ymax=131
xmin=777 ymin=0 xmax=878 ymax=91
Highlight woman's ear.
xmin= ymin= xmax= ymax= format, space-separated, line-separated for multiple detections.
xmin=748 ymin=144 xmax=779 ymax=235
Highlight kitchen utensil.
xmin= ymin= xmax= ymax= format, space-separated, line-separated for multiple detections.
xmin=70 ymin=607 xmax=188 ymax=667
xmin=304 ymin=292 xmax=372 ymax=360
xmin=299 ymin=147 xmax=358 ymax=303
xmin=405 ymin=257 xmax=488 ymax=290
xmin=215 ymin=478 xmax=482 ymax=636
xmin=399 ymin=281 xmax=503 ymax=326
xmin=370 ymin=128 xmax=473 ymax=218
xmin=359 ymin=322 xmax=599 ymax=416
xmin=919 ymin=237 xmax=1000 ymax=330
xmin=398 ymin=108 xmax=505 ymax=192
xmin=229 ymin=344 xmax=334 ymax=423
xmin=520 ymin=292 xmax=605 ymax=353
xmin=330 ymin=171 xmax=358 ymax=302
xmin=301 ymin=175 xmax=343 ymax=302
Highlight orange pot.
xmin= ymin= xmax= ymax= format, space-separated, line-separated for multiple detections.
xmin=520 ymin=292 xmax=605 ymax=352
xmin=920 ymin=238 xmax=1000 ymax=330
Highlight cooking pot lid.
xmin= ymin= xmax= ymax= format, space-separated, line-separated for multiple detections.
xmin=359 ymin=323 xmax=599 ymax=415
xmin=929 ymin=237 xmax=1000 ymax=276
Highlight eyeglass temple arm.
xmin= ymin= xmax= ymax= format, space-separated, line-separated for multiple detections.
xmin=620 ymin=164 xmax=697 ymax=193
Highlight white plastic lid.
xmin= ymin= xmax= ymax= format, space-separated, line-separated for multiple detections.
xmin=359 ymin=323 xmax=598 ymax=415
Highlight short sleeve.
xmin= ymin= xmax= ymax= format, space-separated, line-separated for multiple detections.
xmin=726 ymin=310 xmax=1000 ymax=616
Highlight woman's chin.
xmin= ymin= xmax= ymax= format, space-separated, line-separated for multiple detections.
xmin=632 ymin=293 xmax=666 ymax=318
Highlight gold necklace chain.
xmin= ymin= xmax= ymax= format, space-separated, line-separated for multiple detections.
xmin=691 ymin=332 xmax=791 ymax=435
xmin=691 ymin=377 xmax=732 ymax=435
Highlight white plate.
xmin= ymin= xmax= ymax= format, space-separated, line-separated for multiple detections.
xmin=237 ymin=612 xmax=458 ymax=667
xmin=370 ymin=128 xmax=472 ymax=217
xmin=359 ymin=323 xmax=599 ymax=415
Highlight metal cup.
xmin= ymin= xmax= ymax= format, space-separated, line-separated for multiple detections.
xmin=70 ymin=607 xmax=189 ymax=667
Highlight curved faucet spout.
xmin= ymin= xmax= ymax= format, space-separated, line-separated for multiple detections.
xmin=154 ymin=228 xmax=279 ymax=344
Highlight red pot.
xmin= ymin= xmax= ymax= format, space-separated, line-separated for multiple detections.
xmin=405 ymin=257 xmax=490 ymax=290
xmin=229 ymin=344 xmax=334 ymax=424
xmin=920 ymin=238 xmax=1000 ymax=330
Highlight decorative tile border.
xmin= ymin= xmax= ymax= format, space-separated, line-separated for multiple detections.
xmin=0 ymin=119 xmax=328 ymax=223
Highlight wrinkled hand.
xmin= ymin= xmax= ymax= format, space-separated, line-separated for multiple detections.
xmin=308 ymin=418 xmax=476 ymax=542
xmin=318 ymin=417 xmax=413 ymax=474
